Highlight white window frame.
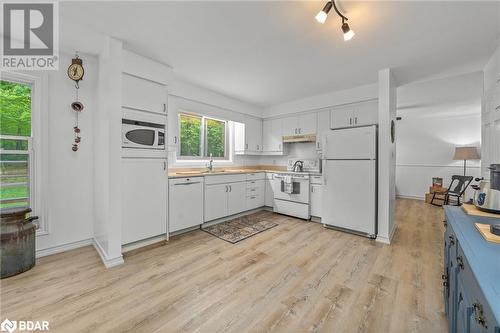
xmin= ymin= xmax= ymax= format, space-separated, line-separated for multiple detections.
xmin=177 ymin=111 xmax=229 ymax=161
xmin=1 ymin=71 xmax=48 ymax=235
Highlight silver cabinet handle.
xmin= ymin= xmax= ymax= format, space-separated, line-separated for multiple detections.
xmin=317 ymin=141 xmax=320 ymax=149
xmin=299 ymin=128 xmax=301 ymax=134
xmin=355 ymin=117 xmax=358 ymax=124
xmin=174 ymin=136 xmax=177 ymax=144
xmin=257 ymin=144 xmax=259 ymax=150
xmin=163 ymin=161 xmax=166 ymax=170
xmin=245 ymin=143 xmax=248 ymax=149
xmin=349 ymin=118 xmax=352 ymax=125
xmin=163 ymin=103 xmax=166 ymax=113
xmin=229 ymin=185 xmax=232 ymax=192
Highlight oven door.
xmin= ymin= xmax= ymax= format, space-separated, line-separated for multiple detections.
xmin=122 ymin=120 xmax=165 ymax=150
xmin=273 ymin=175 xmax=310 ymax=204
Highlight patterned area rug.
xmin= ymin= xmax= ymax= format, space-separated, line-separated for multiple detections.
xmin=203 ymin=211 xmax=278 ymax=244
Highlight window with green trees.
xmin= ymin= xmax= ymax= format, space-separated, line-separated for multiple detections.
xmin=0 ymin=80 xmax=32 ymax=208
xmin=179 ymin=113 xmax=227 ymax=159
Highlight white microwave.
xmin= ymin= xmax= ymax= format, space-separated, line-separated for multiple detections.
xmin=122 ymin=119 xmax=165 ymax=150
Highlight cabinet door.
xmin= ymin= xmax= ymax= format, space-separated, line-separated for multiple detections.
xmin=455 ymin=276 xmax=472 ymax=333
xmin=282 ymin=116 xmax=298 ymax=136
xmin=167 ymin=107 xmax=179 ymax=148
xmin=122 ymin=73 xmax=167 ymax=114
xmin=265 ymin=176 xmax=274 ymax=207
xmin=298 ymin=113 xmax=317 ymax=135
xmin=310 ymin=184 xmax=322 ymax=217
xmin=122 ymin=158 xmax=167 ymax=244
xmin=353 ymin=100 xmax=378 ymax=127
xmin=245 ymin=117 xmax=262 ymax=152
xmin=228 ymin=182 xmax=247 ymax=215
xmin=330 ymin=105 xmax=353 ymax=129
xmin=263 ymin=118 xmax=283 ymax=152
xmin=316 ymin=110 xmax=330 ymax=150
xmin=204 ymin=184 xmax=228 ymax=222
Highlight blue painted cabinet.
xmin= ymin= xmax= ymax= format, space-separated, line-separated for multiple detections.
xmin=443 ymin=207 xmax=500 ymax=333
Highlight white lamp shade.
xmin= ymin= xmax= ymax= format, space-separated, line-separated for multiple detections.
xmin=453 ymin=146 xmax=480 ymax=160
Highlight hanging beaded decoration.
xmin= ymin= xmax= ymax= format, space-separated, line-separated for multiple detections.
xmin=67 ymin=52 xmax=85 ymax=151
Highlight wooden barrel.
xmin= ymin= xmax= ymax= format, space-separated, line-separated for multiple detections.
xmin=1 ymin=207 xmax=38 ymax=278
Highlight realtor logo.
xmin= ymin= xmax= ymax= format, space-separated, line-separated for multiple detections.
xmin=1 ymin=2 xmax=59 ymax=69
xmin=0 ymin=319 xmax=16 ymax=333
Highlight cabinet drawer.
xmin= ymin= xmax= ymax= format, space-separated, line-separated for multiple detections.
xmin=205 ymin=174 xmax=246 ymax=185
xmin=246 ymin=172 xmax=265 ymax=181
xmin=456 ymin=244 xmax=497 ymax=332
xmin=246 ymin=179 xmax=264 ymax=188
xmin=246 ymin=194 xmax=264 ymax=210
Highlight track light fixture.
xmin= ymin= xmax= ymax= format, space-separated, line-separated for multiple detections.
xmin=315 ymin=0 xmax=355 ymax=41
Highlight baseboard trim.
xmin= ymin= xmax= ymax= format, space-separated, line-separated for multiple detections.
xmin=396 ymin=195 xmax=424 ymax=201
xmin=376 ymin=224 xmax=397 ymax=245
xmin=92 ymin=239 xmax=124 ymax=268
xmin=122 ymin=235 xmax=167 ymax=254
xmin=36 ymin=238 xmax=93 ymax=258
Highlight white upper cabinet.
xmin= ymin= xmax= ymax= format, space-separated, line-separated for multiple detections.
xmin=298 ymin=113 xmax=317 ymax=135
xmin=262 ymin=118 xmax=283 ymax=152
xmin=331 ymin=100 xmax=378 ymax=129
xmin=235 ymin=117 xmax=263 ymax=154
xmin=281 ymin=113 xmax=317 ymax=136
xmin=281 ymin=116 xmax=298 ymax=137
xmin=316 ymin=110 xmax=330 ymax=151
xmin=122 ymin=74 xmax=167 ymax=115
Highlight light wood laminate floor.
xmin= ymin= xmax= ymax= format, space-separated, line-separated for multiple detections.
xmin=1 ymin=199 xmax=447 ymax=332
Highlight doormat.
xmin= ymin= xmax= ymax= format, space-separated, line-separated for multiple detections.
xmin=202 ymin=212 xmax=278 ymax=244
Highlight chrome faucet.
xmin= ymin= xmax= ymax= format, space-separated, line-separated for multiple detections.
xmin=207 ymin=153 xmax=214 ymax=172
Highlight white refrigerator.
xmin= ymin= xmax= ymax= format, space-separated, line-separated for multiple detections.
xmin=321 ymin=125 xmax=377 ymax=238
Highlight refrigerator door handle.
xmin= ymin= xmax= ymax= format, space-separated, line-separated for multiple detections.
xmin=323 ymin=160 xmax=327 ymax=185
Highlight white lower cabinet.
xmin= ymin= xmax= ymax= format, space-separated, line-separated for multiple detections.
xmin=310 ymin=184 xmax=323 ymax=218
xmin=204 ymin=183 xmax=229 ymax=222
xmin=265 ymin=173 xmax=275 ymax=207
xmin=227 ymin=182 xmax=247 ymax=215
xmin=122 ymin=158 xmax=168 ymax=245
xmin=246 ymin=179 xmax=265 ymax=210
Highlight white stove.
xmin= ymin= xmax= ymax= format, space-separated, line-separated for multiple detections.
xmin=273 ymin=159 xmax=320 ymax=220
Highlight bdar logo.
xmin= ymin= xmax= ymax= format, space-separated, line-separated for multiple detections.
xmin=0 ymin=319 xmax=17 ymax=333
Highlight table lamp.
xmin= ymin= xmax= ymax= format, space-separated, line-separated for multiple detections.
xmin=453 ymin=146 xmax=480 ymax=176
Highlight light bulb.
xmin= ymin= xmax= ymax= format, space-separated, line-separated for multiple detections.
xmin=315 ymin=2 xmax=332 ymax=24
xmin=341 ymin=22 xmax=355 ymax=41
xmin=315 ymin=11 xmax=328 ymax=24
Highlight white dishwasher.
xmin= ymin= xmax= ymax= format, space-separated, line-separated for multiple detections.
xmin=168 ymin=177 xmax=204 ymax=233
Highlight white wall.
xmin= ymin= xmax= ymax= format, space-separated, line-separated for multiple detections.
xmin=25 ymin=52 xmax=97 ymax=252
xmin=168 ymin=77 xmax=263 ymax=168
xmin=264 ymin=83 xmax=378 ymax=118
xmin=396 ymin=72 xmax=483 ymax=200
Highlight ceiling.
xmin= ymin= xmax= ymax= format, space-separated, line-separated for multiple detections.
xmin=61 ymin=1 xmax=500 ymax=107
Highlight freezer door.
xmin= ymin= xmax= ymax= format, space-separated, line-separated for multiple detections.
xmin=323 ymin=126 xmax=376 ymax=160
xmin=322 ymin=160 xmax=376 ymax=235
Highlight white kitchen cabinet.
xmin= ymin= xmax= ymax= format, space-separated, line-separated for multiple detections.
xmin=169 ymin=177 xmax=204 ymax=233
xmin=262 ymin=118 xmax=284 ymax=153
xmin=331 ymin=100 xmax=378 ymax=129
xmin=246 ymin=117 xmax=263 ymax=152
xmin=246 ymin=179 xmax=265 ymax=210
xmin=265 ymin=173 xmax=275 ymax=207
xmin=204 ymin=183 xmax=228 ymax=221
xmin=121 ymin=158 xmax=168 ymax=245
xmin=316 ymin=110 xmax=330 ymax=151
xmin=122 ymin=73 xmax=167 ymax=115
xmin=281 ymin=113 xmax=317 ymax=136
xmin=227 ymin=182 xmax=247 ymax=215
xmin=310 ymin=184 xmax=323 ymax=217
xmin=235 ymin=117 xmax=263 ymax=154
xmin=167 ymin=108 xmax=178 ymax=149
xmin=281 ymin=116 xmax=298 ymax=137
xmin=298 ymin=113 xmax=317 ymax=135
